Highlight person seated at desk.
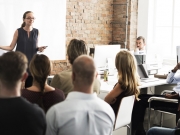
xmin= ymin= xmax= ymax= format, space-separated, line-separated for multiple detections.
xmin=21 ymin=54 xmax=65 ymax=113
xmin=164 ymin=62 xmax=180 ymax=122
xmin=147 ymin=118 xmax=180 ymax=135
xmin=46 ymin=55 xmax=115 ymax=135
xmin=137 ymin=62 xmax=180 ymax=132
xmin=135 ymin=36 xmax=146 ymax=54
xmin=50 ymin=39 xmax=100 ymax=97
xmin=104 ymin=50 xmax=144 ymax=135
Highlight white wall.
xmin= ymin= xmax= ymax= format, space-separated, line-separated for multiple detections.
xmin=0 ymin=0 xmax=66 ymax=60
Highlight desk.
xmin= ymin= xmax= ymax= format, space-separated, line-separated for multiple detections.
xmin=99 ymin=77 xmax=167 ymax=99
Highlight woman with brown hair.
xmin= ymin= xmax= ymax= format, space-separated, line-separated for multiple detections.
xmin=105 ymin=50 xmax=140 ymax=115
xmin=0 ymin=11 xmax=47 ymax=88
xmin=50 ymin=39 xmax=100 ymax=97
xmin=21 ymin=54 xmax=65 ymax=113
xmin=105 ymin=50 xmax=147 ymax=135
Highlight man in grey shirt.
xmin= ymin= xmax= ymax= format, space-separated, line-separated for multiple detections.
xmin=46 ymin=55 xmax=115 ymax=135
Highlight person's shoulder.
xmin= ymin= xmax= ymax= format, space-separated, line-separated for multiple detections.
xmin=33 ymin=28 xmax=38 ymax=30
xmin=47 ymin=100 xmax=67 ymax=114
xmin=55 ymin=88 xmax=64 ymax=94
xmin=94 ymin=98 xmax=115 ymax=118
xmin=17 ymin=27 xmax=23 ymax=32
xmin=32 ymin=28 xmax=39 ymax=33
xmin=60 ymin=69 xmax=72 ymax=75
xmin=53 ymin=69 xmax=72 ymax=80
xmin=52 ymin=88 xmax=65 ymax=99
xmin=21 ymin=97 xmax=44 ymax=114
xmin=95 ymin=97 xmax=113 ymax=108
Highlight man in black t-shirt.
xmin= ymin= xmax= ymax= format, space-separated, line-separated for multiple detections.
xmin=0 ymin=51 xmax=46 ymax=135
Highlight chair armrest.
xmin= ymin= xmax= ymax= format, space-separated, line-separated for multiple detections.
xmin=177 ymin=119 xmax=180 ymax=128
xmin=148 ymin=97 xmax=178 ymax=103
xmin=161 ymin=90 xmax=174 ymax=95
xmin=175 ymin=128 xmax=180 ymax=135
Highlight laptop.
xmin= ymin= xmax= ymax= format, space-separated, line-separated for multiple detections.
xmin=137 ymin=64 xmax=159 ymax=82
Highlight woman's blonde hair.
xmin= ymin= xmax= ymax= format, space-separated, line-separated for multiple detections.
xmin=115 ymin=50 xmax=140 ymax=99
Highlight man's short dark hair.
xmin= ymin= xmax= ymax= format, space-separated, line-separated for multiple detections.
xmin=0 ymin=51 xmax=28 ymax=89
xmin=137 ymin=36 xmax=145 ymax=43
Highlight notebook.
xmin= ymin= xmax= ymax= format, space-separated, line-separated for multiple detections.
xmin=137 ymin=64 xmax=159 ymax=82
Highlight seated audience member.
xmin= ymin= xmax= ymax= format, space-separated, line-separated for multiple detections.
xmin=21 ymin=54 xmax=65 ymax=113
xmin=146 ymin=118 xmax=180 ymax=135
xmin=104 ymin=50 xmax=144 ymax=135
xmin=165 ymin=62 xmax=180 ymax=118
xmin=50 ymin=39 xmax=100 ymax=97
xmin=46 ymin=55 xmax=115 ymax=135
xmin=138 ymin=62 xmax=180 ymax=127
xmin=135 ymin=36 xmax=146 ymax=54
xmin=147 ymin=126 xmax=180 ymax=135
xmin=0 ymin=51 xmax=46 ymax=135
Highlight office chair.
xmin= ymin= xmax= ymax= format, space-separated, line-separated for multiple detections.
xmin=113 ymin=95 xmax=135 ymax=135
xmin=148 ymin=90 xmax=178 ymax=129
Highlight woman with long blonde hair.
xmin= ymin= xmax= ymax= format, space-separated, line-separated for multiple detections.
xmin=105 ymin=50 xmax=140 ymax=111
xmin=105 ymin=50 xmax=147 ymax=135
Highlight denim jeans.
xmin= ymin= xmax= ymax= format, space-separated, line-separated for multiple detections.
xmin=147 ymin=127 xmax=175 ymax=135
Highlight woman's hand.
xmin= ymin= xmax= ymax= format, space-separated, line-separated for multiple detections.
xmin=104 ymin=82 xmax=122 ymax=104
xmin=38 ymin=46 xmax=48 ymax=52
xmin=164 ymin=93 xmax=179 ymax=99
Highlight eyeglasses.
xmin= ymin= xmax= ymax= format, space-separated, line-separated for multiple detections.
xmin=25 ymin=17 xmax=36 ymax=20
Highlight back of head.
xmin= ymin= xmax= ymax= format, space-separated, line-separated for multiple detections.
xmin=72 ymin=55 xmax=96 ymax=88
xmin=29 ymin=54 xmax=51 ymax=92
xmin=67 ymin=39 xmax=87 ymax=65
xmin=115 ymin=50 xmax=140 ymax=97
xmin=0 ymin=51 xmax=28 ymax=89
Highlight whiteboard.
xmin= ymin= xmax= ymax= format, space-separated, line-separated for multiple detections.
xmin=0 ymin=0 xmax=66 ymax=60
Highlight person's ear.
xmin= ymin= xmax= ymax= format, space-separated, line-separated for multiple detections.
xmin=72 ymin=72 xmax=76 ymax=83
xmin=21 ymin=72 xmax=28 ymax=82
xmin=95 ymin=71 xmax=98 ymax=79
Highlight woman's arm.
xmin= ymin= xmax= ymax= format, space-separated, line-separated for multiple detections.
xmin=0 ymin=30 xmax=18 ymax=51
xmin=167 ymin=63 xmax=180 ymax=83
xmin=104 ymin=83 xmax=123 ymax=104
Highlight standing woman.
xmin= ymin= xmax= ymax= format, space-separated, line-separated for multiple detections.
xmin=0 ymin=11 xmax=47 ymax=87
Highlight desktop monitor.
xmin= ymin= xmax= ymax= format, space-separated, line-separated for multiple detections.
xmin=94 ymin=45 xmax=121 ymax=70
xmin=134 ymin=54 xmax=146 ymax=65
xmin=177 ymin=46 xmax=180 ymax=63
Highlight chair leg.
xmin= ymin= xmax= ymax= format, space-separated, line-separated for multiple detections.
xmin=148 ymin=102 xmax=151 ymax=129
xmin=127 ymin=124 xmax=131 ymax=135
xmin=160 ymin=112 xmax=163 ymax=127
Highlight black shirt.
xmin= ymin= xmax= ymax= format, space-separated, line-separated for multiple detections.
xmin=16 ymin=28 xmax=38 ymax=73
xmin=0 ymin=97 xmax=46 ymax=135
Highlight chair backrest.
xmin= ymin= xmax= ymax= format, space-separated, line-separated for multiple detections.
xmin=114 ymin=95 xmax=135 ymax=130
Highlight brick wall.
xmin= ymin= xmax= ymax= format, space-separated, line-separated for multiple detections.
xmin=51 ymin=0 xmax=138 ymax=75
xmin=66 ymin=0 xmax=113 ymax=45
xmin=112 ymin=0 xmax=138 ymax=50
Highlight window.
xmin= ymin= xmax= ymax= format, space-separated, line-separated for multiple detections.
xmin=154 ymin=0 xmax=180 ymax=59
xmin=137 ymin=0 xmax=180 ymax=71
